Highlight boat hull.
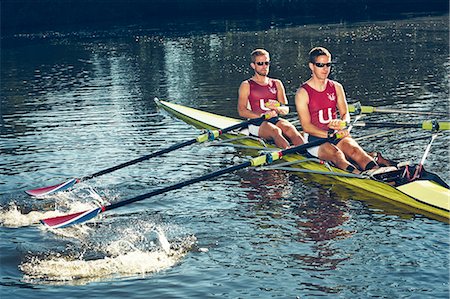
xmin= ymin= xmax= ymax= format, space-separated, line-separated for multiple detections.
xmin=155 ymin=99 xmax=450 ymax=223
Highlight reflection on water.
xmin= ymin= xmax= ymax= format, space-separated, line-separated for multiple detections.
xmin=292 ymin=186 xmax=353 ymax=272
xmin=164 ymin=39 xmax=195 ymax=101
xmin=1 ymin=14 xmax=449 ymax=298
xmin=241 ymin=169 xmax=354 ymax=272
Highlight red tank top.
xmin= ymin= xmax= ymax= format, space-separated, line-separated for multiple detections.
xmin=247 ymin=79 xmax=278 ymax=115
xmin=301 ymin=80 xmax=338 ymax=131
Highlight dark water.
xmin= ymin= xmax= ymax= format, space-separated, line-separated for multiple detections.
xmin=1 ymin=14 xmax=449 ymax=298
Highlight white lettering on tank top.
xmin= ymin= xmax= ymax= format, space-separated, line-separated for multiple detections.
xmin=259 ymin=99 xmax=271 ymax=111
xmin=318 ymin=108 xmax=333 ymax=124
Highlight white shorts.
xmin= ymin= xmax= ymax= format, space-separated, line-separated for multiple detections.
xmin=304 ymin=133 xmax=343 ymax=157
xmin=248 ymin=124 xmax=260 ymax=136
xmin=248 ymin=117 xmax=281 ymax=137
xmin=304 ymin=133 xmax=320 ymax=157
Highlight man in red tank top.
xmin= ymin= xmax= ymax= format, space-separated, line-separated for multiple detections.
xmin=238 ymin=49 xmax=304 ymax=149
xmin=295 ymin=47 xmax=379 ymax=173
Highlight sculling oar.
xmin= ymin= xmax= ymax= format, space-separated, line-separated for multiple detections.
xmin=348 ymin=103 xmax=448 ymax=117
xmin=40 ymin=137 xmax=333 ymax=228
xmin=279 ymin=101 xmax=447 ymax=117
xmin=353 ymin=120 xmax=450 ymax=131
xmin=25 ymin=117 xmax=265 ymax=197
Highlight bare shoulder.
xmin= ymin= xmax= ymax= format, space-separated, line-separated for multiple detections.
xmin=272 ymin=78 xmax=284 ymax=87
xmin=240 ymin=80 xmax=250 ymax=87
xmin=238 ymin=80 xmax=250 ymax=101
xmin=239 ymin=80 xmax=250 ymax=91
xmin=294 ymin=88 xmax=309 ymax=109
xmin=295 ymin=85 xmax=308 ymax=98
xmin=331 ymin=80 xmax=344 ymax=91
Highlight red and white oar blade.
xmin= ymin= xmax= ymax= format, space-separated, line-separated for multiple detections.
xmin=25 ymin=178 xmax=78 ymax=197
xmin=40 ymin=207 xmax=103 ymax=228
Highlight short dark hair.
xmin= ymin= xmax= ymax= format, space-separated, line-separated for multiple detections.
xmin=251 ymin=48 xmax=270 ymax=63
xmin=309 ymin=47 xmax=331 ymax=63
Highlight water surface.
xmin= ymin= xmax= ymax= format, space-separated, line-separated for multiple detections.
xmin=1 ymin=14 xmax=449 ymax=298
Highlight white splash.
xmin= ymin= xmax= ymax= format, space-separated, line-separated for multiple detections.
xmin=20 ymin=226 xmax=197 ymax=285
xmin=21 ymin=250 xmax=182 ymax=283
xmin=157 ymin=228 xmax=171 ymax=254
xmin=0 ymin=202 xmax=97 ymax=228
xmin=0 ymin=205 xmax=60 ymax=227
xmin=0 ymin=187 xmax=104 ymax=228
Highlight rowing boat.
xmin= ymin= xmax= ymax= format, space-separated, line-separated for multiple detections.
xmin=154 ymin=98 xmax=450 ymax=223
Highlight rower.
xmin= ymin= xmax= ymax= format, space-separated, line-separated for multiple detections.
xmin=295 ymin=46 xmax=380 ymax=174
xmin=237 ymin=48 xmax=304 ymax=149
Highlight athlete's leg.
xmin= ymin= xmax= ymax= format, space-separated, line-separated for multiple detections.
xmin=317 ymin=143 xmax=360 ymax=173
xmin=367 ymin=152 xmax=397 ymax=167
xmin=337 ymin=137 xmax=377 ymax=170
xmin=275 ymin=119 xmax=304 ymax=146
xmin=258 ymin=121 xmax=290 ymax=149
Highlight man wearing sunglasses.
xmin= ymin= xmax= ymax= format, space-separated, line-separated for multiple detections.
xmin=295 ymin=47 xmax=379 ymax=173
xmin=238 ymin=48 xmax=304 ymax=149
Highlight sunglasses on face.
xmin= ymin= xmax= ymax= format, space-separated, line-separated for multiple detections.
xmin=255 ymin=61 xmax=270 ymax=66
xmin=314 ymin=62 xmax=332 ymax=68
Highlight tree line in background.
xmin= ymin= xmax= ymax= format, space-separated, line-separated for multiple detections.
xmin=2 ymin=0 xmax=448 ymax=33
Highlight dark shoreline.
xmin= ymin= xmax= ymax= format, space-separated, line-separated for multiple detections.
xmin=2 ymin=0 xmax=448 ymax=34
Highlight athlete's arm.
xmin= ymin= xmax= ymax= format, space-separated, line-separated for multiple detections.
xmin=329 ymin=82 xmax=350 ymax=138
xmin=238 ymin=81 xmax=263 ymax=119
xmin=335 ymin=82 xmax=350 ymax=122
xmin=328 ymin=82 xmax=350 ymax=131
xmin=274 ymin=79 xmax=289 ymax=115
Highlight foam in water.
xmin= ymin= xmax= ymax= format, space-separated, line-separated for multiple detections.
xmin=2 ymin=186 xmax=197 ymax=284
xmin=20 ymin=248 xmax=186 ymax=283
xmin=0 ymin=201 xmax=99 ymax=228
xmin=19 ymin=221 xmax=197 ymax=285
xmin=0 ymin=187 xmax=105 ymax=228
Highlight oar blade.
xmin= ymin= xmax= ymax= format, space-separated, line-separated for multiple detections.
xmin=25 ymin=178 xmax=78 ymax=197
xmin=40 ymin=207 xmax=102 ymax=228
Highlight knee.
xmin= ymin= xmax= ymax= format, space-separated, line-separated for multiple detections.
xmin=342 ymin=140 xmax=359 ymax=157
xmin=283 ymin=124 xmax=298 ymax=135
xmin=267 ymin=125 xmax=282 ymax=135
xmin=321 ymin=146 xmax=346 ymax=164
xmin=332 ymin=150 xmax=347 ymax=164
xmin=347 ymin=145 xmax=359 ymax=158
xmin=260 ymin=123 xmax=281 ymax=139
xmin=281 ymin=123 xmax=302 ymax=138
xmin=319 ymin=144 xmax=346 ymax=165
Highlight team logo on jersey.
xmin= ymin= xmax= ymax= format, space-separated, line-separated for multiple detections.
xmin=327 ymin=93 xmax=336 ymax=101
xmin=269 ymin=87 xmax=277 ymax=94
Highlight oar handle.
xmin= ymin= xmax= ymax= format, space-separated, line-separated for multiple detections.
xmin=348 ymin=103 xmax=447 ymax=117
xmin=222 ymin=116 xmax=265 ymax=133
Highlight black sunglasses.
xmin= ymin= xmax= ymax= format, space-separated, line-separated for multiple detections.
xmin=255 ymin=61 xmax=270 ymax=66
xmin=314 ymin=62 xmax=332 ymax=68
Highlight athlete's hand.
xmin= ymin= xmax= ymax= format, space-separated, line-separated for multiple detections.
xmin=264 ymin=100 xmax=280 ymax=110
xmin=328 ymin=119 xmax=346 ymax=130
xmin=276 ymin=106 xmax=289 ymax=115
xmin=262 ymin=110 xmax=278 ymax=119
xmin=335 ymin=129 xmax=350 ymax=139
